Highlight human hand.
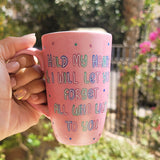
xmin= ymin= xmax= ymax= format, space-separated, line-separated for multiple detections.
xmin=0 ymin=34 xmax=47 ymax=140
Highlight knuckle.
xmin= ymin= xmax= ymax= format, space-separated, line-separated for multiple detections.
xmin=5 ymin=36 xmax=14 ymax=41
xmin=4 ymin=37 xmax=15 ymax=47
xmin=2 ymin=36 xmax=16 ymax=59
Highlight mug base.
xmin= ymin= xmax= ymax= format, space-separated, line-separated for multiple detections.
xmin=55 ymin=135 xmax=101 ymax=146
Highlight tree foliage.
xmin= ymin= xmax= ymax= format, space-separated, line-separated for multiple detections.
xmin=0 ymin=0 xmax=28 ymax=38
xmin=0 ymin=0 xmax=124 ymax=45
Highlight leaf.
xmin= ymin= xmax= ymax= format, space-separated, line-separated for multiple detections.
xmin=140 ymin=138 xmax=148 ymax=146
xmin=27 ymin=133 xmax=41 ymax=147
xmin=151 ymin=130 xmax=159 ymax=141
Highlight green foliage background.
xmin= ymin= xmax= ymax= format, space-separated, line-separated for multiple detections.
xmin=0 ymin=0 xmax=124 ymax=46
xmin=46 ymin=136 xmax=154 ymax=160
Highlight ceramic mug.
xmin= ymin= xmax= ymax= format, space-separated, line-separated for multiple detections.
xmin=17 ymin=31 xmax=112 ymax=145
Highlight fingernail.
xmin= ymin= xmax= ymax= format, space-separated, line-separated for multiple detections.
xmin=31 ymin=95 xmax=39 ymax=101
xmin=14 ymin=88 xmax=27 ymax=100
xmin=10 ymin=77 xmax=16 ymax=88
xmin=6 ymin=62 xmax=20 ymax=72
xmin=19 ymin=57 xmax=26 ymax=66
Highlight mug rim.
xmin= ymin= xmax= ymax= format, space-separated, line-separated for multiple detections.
xmin=41 ymin=30 xmax=112 ymax=40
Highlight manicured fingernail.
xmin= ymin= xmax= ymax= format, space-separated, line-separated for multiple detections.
xmin=10 ymin=77 xmax=16 ymax=88
xmin=14 ymin=88 xmax=27 ymax=100
xmin=19 ymin=57 xmax=26 ymax=66
xmin=6 ymin=62 xmax=20 ymax=72
xmin=31 ymin=95 xmax=39 ymax=101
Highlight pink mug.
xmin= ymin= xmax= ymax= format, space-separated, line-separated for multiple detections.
xmin=17 ymin=31 xmax=112 ymax=145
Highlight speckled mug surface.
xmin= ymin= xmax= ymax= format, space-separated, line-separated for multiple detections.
xmin=18 ymin=31 xmax=112 ymax=145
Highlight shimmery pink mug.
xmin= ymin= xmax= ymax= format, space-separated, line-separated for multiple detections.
xmin=17 ymin=31 xmax=112 ymax=146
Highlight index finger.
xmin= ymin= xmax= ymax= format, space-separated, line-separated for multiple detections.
xmin=0 ymin=34 xmax=36 ymax=61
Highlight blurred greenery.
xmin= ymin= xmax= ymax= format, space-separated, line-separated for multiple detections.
xmin=119 ymin=27 xmax=160 ymax=153
xmin=0 ymin=117 xmax=156 ymax=160
xmin=0 ymin=0 xmax=28 ymax=37
xmin=46 ymin=136 xmax=155 ymax=160
xmin=0 ymin=117 xmax=56 ymax=160
xmin=0 ymin=0 xmax=124 ymax=45
xmin=0 ymin=129 xmax=155 ymax=160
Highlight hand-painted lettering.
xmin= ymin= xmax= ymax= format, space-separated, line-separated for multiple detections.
xmin=64 ymin=87 xmax=99 ymax=100
xmin=81 ymin=119 xmax=99 ymax=131
xmin=103 ymin=72 xmax=110 ymax=83
xmin=84 ymin=71 xmax=101 ymax=84
xmin=54 ymin=103 xmax=68 ymax=115
xmin=72 ymin=103 xmax=91 ymax=116
xmin=65 ymin=121 xmax=78 ymax=132
xmin=92 ymin=55 xmax=110 ymax=68
xmin=73 ymin=54 xmax=88 ymax=67
xmin=57 ymin=71 xmax=78 ymax=84
xmin=47 ymin=54 xmax=68 ymax=68
xmin=95 ymin=101 xmax=107 ymax=114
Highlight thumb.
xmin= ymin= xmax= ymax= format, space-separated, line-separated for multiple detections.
xmin=0 ymin=33 xmax=36 ymax=61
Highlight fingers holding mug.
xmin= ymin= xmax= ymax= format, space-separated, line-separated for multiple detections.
xmin=11 ymin=65 xmax=43 ymax=90
xmin=13 ymin=79 xmax=46 ymax=101
xmin=28 ymin=92 xmax=47 ymax=105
